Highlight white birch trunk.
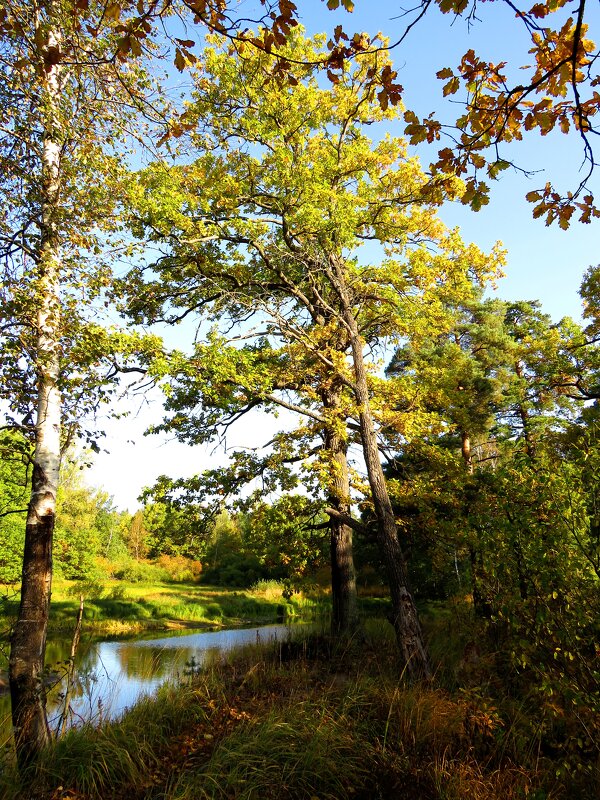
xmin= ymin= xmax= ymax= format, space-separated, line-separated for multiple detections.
xmin=9 ymin=4 xmax=63 ymax=764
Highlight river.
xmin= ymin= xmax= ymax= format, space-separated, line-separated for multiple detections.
xmin=0 ymin=623 xmax=292 ymax=745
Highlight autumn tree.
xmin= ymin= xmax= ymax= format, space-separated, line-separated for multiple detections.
xmin=124 ymin=30 xmax=502 ymax=675
xmin=151 ymin=1 xmax=599 ymax=223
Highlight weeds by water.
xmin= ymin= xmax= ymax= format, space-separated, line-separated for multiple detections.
xmin=1 ymin=616 xmax=596 ymax=800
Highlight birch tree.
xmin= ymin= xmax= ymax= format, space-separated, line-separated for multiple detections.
xmin=0 ymin=0 xmax=165 ymax=764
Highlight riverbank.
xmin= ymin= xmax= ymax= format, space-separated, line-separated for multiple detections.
xmin=1 ymin=618 xmax=595 ymax=800
xmin=0 ymin=579 xmax=327 ymax=694
xmin=1 ymin=579 xmax=366 ymax=639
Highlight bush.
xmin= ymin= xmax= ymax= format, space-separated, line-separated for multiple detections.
xmin=201 ymin=552 xmax=269 ymax=588
xmin=156 ymin=555 xmax=202 ymax=583
xmin=251 ymin=580 xmax=284 ymax=600
xmin=113 ymin=559 xmax=166 ymax=583
xmin=205 ymin=603 xmax=223 ymax=619
xmin=66 ymin=577 xmax=106 ymax=599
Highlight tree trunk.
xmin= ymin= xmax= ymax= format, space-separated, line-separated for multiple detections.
xmin=514 ymin=361 xmax=536 ymax=458
xmin=9 ymin=8 xmax=63 ymax=766
xmin=461 ymin=431 xmax=474 ymax=474
xmin=329 ymin=258 xmax=431 ymax=679
xmin=321 ymin=385 xmax=359 ymax=636
xmin=469 ymin=545 xmax=492 ymax=619
xmin=10 ymin=263 xmax=61 ymax=766
xmin=461 ymin=430 xmax=489 ymax=616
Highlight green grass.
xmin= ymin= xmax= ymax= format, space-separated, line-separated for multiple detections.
xmin=0 ymin=578 xmax=333 ymax=639
xmin=167 ymin=700 xmax=385 ymax=800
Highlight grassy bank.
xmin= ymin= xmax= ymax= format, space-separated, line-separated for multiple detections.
xmin=1 ymin=617 xmax=597 ymax=800
xmin=0 ymin=579 xmax=350 ymax=638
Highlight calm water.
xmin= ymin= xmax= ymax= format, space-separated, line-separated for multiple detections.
xmin=0 ymin=624 xmax=291 ymax=743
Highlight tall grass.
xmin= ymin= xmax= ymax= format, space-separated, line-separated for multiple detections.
xmin=2 ymin=617 xmax=594 ymax=800
xmin=167 ymin=701 xmax=383 ymax=800
xmin=2 ymin=684 xmax=210 ymax=799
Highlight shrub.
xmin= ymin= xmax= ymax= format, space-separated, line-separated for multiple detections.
xmin=205 ymin=603 xmax=223 ymax=619
xmin=66 ymin=578 xmax=106 ymax=599
xmin=113 ymin=559 xmax=167 ymax=583
xmin=156 ymin=555 xmax=202 ymax=583
xmin=251 ymin=580 xmax=284 ymax=600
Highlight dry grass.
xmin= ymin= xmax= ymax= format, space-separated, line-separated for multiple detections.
xmin=0 ymin=622 xmax=597 ymax=800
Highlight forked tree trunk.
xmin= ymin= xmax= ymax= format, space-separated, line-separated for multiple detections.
xmin=9 ymin=8 xmax=62 ymax=766
xmin=322 ymin=385 xmax=359 ymax=635
xmin=330 ymin=257 xmax=431 ymax=680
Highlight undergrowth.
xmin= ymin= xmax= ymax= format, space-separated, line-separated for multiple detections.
xmin=1 ymin=616 xmax=597 ymax=800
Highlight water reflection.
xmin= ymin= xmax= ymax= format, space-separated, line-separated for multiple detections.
xmin=116 ymin=642 xmax=187 ymax=680
xmin=0 ymin=623 xmax=290 ymax=745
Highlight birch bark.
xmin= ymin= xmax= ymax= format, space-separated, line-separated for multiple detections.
xmin=9 ymin=4 xmax=63 ymax=764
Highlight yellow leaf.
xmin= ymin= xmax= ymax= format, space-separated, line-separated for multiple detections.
xmin=525 ymin=190 xmax=542 ymax=203
xmin=443 ymin=76 xmax=460 ymax=97
xmin=105 ymin=2 xmax=121 ymax=21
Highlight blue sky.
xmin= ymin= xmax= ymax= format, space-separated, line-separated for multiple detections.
xmin=296 ymin=0 xmax=599 ymax=320
xmin=86 ymin=0 xmax=600 ymax=509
